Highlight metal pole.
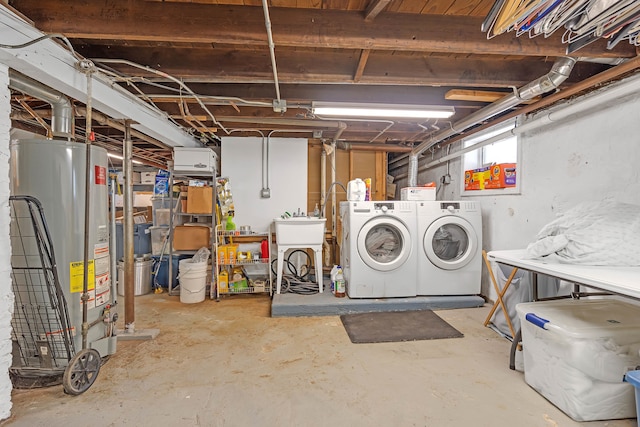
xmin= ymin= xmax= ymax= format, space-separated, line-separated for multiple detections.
xmin=331 ymin=142 xmax=337 ymax=260
xmin=81 ymin=74 xmax=93 ymax=350
xmin=123 ymin=120 xmax=135 ymax=333
xmin=110 ymin=176 xmax=118 ymax=305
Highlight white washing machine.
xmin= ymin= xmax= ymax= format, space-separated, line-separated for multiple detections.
xmin=416 ymin=201 xmax=482 ymax=295
xmin=340 ymin=201 xmax=417 ymax=298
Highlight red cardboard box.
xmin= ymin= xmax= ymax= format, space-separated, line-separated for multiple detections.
xmin=484 ymin=163 xmax=517 ymax=189
xmin=464 ymin=167 xmax=490 ymax=190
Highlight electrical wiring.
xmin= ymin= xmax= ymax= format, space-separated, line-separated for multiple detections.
xmin=91 ymin=58 xmax=229 ymax=136
xmin=0 ymin=33 xmax=80 ymax=60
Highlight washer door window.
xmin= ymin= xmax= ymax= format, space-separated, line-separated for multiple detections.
xmin=423 ymin=217 xmax=477 ymax=271
xmin=357 ymin=217 xmax=411 ymax=272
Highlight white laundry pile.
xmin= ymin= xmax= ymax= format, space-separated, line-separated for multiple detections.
xmin=526 ymin=201 xmax=640 ymax=265
xmin=365 ymin=226 xmax=399 ymax=262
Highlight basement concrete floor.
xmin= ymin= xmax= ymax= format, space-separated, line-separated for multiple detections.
xmin=2 ymin=293 xmax=637 ymax=427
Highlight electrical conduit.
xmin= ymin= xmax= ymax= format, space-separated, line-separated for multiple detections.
xmin=406 ymin=57 xmax=576 ymax=186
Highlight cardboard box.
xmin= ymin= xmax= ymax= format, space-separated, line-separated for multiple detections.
xmin=186 ymin=186 xmax=213 ymax=214
xmin=116 ymin=171 xmax=141 ymax=185
xmin=484 ymin=163 xmax=517 ymax=189
xmin=141 ymin=171 xmax=157 ymax=184
xmin=386 ymin=183 xmax=397 ymax=199
xmin=400 ymin=186 xmax=436 ymax=201
xmin=173 ymin=147 xmax=218 ymax=174
xmin=172 ymin=225 xmax=211 ymax=251
xmin=464 ymin=167 xmax=490 ymax=190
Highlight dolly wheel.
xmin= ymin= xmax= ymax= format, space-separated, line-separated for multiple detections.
xmin=63 ymin=348 xmax=101 ymax=395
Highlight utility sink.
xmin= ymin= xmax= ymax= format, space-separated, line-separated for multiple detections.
xmin=273 ymin=217 xmax=326 ymax=246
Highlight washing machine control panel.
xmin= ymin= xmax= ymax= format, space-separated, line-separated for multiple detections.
xmin=442 ymin=202 xmax=460 ymax=212
xmin=374 ymin=202 xmax=394 ymax=212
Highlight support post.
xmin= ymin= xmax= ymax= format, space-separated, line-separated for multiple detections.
xmin=123 ymin=120 xmax=135 ymax=333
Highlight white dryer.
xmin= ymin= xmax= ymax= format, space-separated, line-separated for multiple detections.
xmin=416 ymin=201 xmax=482 ymax=295
xmin=340 ymin=201 xmax=417 ymax=298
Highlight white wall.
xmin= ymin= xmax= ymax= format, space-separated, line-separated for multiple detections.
xmin=221 ymin=137 xmax=308 ymax=233
xmin=406 ymin=75 xmax=640 ymax=299
xmin=0 ymin=64 xmax=14 ymax=418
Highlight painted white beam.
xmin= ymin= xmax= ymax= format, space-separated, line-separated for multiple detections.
xmin=0 ymin=6 xmax=199 ymax=148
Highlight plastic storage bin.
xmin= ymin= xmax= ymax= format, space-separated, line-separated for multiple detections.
xmin=516 ymin=299 xmax=640 ymax=422
xmin=151 ymin=254 xmax=190 ymax=289
xmin=624 ymin=370 xmax=640 ymax=427
xmin=149 ymin=226 xmax=170 ymax=255
xmin=154 ymin=208 xmax=171 ymax=226
xmin=115 ymin=222 xmax=153 ymax=261
xmin=151 ymin=197 xmax=176 ymax=226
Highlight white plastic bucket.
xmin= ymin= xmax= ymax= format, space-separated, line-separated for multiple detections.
xmin=178 ymin=259 xmax=208 ymax=303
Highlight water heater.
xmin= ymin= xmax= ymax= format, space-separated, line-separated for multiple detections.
xmin=10 ymin=139 xmax=117 ymax=358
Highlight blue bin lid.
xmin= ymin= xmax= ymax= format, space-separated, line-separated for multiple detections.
xmin=624 ymin=370 xmax=640 ymax=388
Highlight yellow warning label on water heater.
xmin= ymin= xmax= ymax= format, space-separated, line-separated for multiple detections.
xmin=69 ymin=260 xmax=95 ymax=293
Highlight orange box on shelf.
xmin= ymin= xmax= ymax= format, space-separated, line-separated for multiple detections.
xmin=484 ymin=163 xmax=517 ymax=189
xmin=464 ymin=167 xmax=490 ymax=190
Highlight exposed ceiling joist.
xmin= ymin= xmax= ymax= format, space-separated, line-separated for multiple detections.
xmin=11 ymin=0 xmax=635 ymax=58
xmin=364 ymin=0 xmax=392 ymax=21
xmin=0 ymin=5 xmax=200 ymax=148
xmin=84 ymin=44 xmax=607 ymax=87
xmin=353 ymin=49 xmax=370 ymax=83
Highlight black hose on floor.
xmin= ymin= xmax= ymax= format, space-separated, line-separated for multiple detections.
xmin=271 ymin=250 xmax=320 ymax=295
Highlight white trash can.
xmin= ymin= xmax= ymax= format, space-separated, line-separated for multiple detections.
xmin=178 ymin=259 xmax=208 ymax=303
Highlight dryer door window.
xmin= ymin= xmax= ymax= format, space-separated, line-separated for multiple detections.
xmin=357 ymin=218 xmax=411 ymax=272
xmin=423 ymin=217 xmax=478 ymax=271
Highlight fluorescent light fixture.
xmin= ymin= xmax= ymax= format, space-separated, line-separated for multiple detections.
xmin=312 ymin=102 xmax=455 ymax=119
xmin=108 ymin=153 xmax=142 ymax=165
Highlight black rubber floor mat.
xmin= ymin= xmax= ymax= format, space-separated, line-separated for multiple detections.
xmin=340 ymin=310 xmax=464 ymax=344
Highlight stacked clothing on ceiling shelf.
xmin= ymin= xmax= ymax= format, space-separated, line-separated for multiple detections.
xmin=482 ymin=0 xmax=640 ymax=53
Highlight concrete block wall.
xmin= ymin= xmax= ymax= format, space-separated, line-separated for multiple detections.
xmin=0 ymin=65 xmax=14 ymax=418
xmin=396 ymin=74 xmax=640 ymax=301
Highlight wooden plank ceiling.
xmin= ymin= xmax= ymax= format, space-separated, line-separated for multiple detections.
xmin=6 ymin=0 xmax=638 ymax=165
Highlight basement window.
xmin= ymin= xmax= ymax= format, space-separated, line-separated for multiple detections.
xmin=460 ymin=118 xmax=520 ymax=196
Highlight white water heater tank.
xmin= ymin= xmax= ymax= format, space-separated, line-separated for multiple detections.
xmin=10 ymin=138 xmax=117 ymax=358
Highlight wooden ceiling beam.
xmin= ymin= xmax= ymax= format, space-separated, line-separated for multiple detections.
xmin=364 ymin=0 xmax=392 ymax=21
xmin=353 ymin=49 xmax=370 ymax=83
xmin=83 ymin=45 xmax=607 ymax=88
xmin=11 ymin=0 xmax=634 ymax=58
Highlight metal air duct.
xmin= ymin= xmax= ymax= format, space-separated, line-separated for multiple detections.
xmin=9 ymin=70 xmax=74 ymax=140
xmin=406 ymin=56 xmax=576 ymax=186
